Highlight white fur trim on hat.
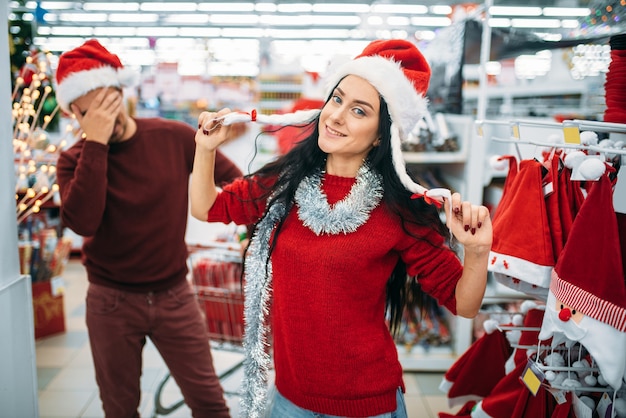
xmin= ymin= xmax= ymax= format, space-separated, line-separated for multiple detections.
xmin=324 ymin=55 xmax=428 ymax=137
xmin=56 ymin=66 xmax=138 ymax=112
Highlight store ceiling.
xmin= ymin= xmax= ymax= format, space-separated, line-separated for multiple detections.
xmin=8 ymin=0 xmax=613 ymax=76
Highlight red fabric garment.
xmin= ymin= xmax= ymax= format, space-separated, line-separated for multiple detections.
xmin=56 ymin=117 xmax=242 ymax=292
xmin=209 ymin=173 xmax=463 ymax=416
xmin=441 ymin=329 xmax=513 ymax=408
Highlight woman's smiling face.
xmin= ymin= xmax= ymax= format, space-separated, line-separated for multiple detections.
xmin=318 ymin=75 xmax=381 ymax=175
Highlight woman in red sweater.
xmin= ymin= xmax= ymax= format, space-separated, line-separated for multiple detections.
xmin=191 ymin=39 xmax=492 ymax=418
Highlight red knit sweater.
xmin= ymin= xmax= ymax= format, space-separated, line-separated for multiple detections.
xmin=209 ymin=173 xmax=463 ymax=416
xmin=57 ymin=118 xmax=242 ymax=292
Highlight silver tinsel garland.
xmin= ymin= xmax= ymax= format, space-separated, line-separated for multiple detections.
xmin=239 ymin=163 xmax=382 ymax=417
xmin=295 ymin=163 xmax=383 ymax=235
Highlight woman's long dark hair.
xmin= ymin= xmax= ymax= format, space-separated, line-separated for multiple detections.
xmin=244 ymin=92 xmax=450 ymax=338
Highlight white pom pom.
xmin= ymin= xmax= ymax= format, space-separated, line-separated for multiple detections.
xmin=563 ymin=150 xmax=586 ymax=169
xmin=512 ymin=314 xmax=524 ymax=326
xmin=545 ymin=370 xmax=556 ymax=381
xmin=578 ymin=158 xmax=606 ymax=180
xmin=584 ymin=374 xmax=597 ymax=386
xmin=544 ymin=353 xmax=565 ymax=367
xmin=483 ymin=319 xmax=499 ymax=334
xmin=614 ymin=398 xmax=626 ymax=418
xmin=519 ymin=300 xmax=537 ymax=314
xmin=561 ymin=378 xmax=582 ymax=388
xmin=552 ymin=372 xmax=566 ymax=385
xmin=580 ymin=131 xmax=598 ymax=146
xmin=506 ymin=329 xmax=521 ymax=344
xmin=489 ymin=155 xmax=508 ymax=171
xmin=598 ymin=374 xmax=607 ymax=386
xmin=572 ymin=359 xmax=590 ymax=378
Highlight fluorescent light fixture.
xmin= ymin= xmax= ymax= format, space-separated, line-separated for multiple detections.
xmin=50 ymin=26 xmax=94 ymax=36
xmin=276 ymin=3 xmax=313 ymax=13
xmin=136 ymin=27 xmax=179 ymax=36
xmin=310 ymin=15 xmax=361 ymax=26
xmin=410 ymin=16 xmax=451 ymax=27
xmin=488 ymin=18 xmax=511 ymax=28
xmin=485 ymin=61 xmax=501 ymax=75
xmin=268 ymin=28 xmax=352 ymax=39
xmin=109 ymin=13 xmax=159 ymax=23
xmin=208 ymin=61 xmax=259 ymax=77
xmin=489 ymin=6 xmax=542 ymax=16
xmin=260 ymin=14 xmax=311 ymax=25
xmin=179 ymin=27 xmax=222 ymax=37
xmin=221 ymin=27 xmax=266 ymax=38
xmin=140 ymin=2 xmax=197 ymax=12
xmin=543 ymin=7 xmax=590 ymax=17
xmin=197 ymin=2 xmax=255 ymax=12
xmin=58 ymin=13 xmax=108 ymax=23
xmin=561 ymin=19 xmax=580 ymax=29
xmin=39 ymin=2 xmax=75 ymax=10
xmin=312 ymin=3 xmax=370 ymax=13
xmin=255 ymin=3 xmax=277 ymax=12
xmin=414 ymin=30 xmax=436 ymax=41
xmin=371 ymin=4 xmax=428 ymax=14
xmin=511 ymin=18 xmax=561 ymax=28
xmin=164 ymin=14 xmax=210 ymax=24
xmin=387 ymin=16 xmax=410 ymax=26
xmin=430 ymin=6 xmax=452 ymax=15
xmin=209 ymin=14 xmax=260 ymax=25
xmin=93 ymin=27 xmax=137 ymax=37
xmin=33 ymin=37 xmax=87 ymax=52
xmin=390 ymin=30 xmax=409 ymax=39
xmin=82 ymin=2 xmax=139 ymax=11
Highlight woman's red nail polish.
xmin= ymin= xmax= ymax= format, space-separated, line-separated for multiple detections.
xmin=198 ymin=124 xmax=201 ymax=129
xmin=478 ymin=222 xmax=482 ymax=228
xmin=454 ymin=207 xmax=460 ymax=214
xmin=464 ymin=225 xmax=469 ymax=232
xmin=202 ymin=130 xmax=209 ymax=135
xmin=471 ymin=228 xmax=476 ymax=235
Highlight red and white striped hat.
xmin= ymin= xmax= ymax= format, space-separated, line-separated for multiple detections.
xmin=550 ymin=171 xmax=626 ymax=332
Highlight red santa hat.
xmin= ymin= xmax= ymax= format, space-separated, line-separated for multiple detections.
xmin=439 ymin=327 xmax=512 ymax=408
xmin=219 ymin=39 xmax=433 ymax=196
xmin=489 ymin=157 xmax=555 ymax=298
xmin=55 ymin=39 xmax=138 ymax=113
xmin=550 ymin=171 xmax=626 ymax=332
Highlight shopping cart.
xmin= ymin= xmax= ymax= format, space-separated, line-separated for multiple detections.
xmin=152 ymin=246 xmax=245 ymax=417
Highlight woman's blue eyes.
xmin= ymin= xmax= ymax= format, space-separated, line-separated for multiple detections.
xmin=331 ymin=95 xmax=365 ymax=116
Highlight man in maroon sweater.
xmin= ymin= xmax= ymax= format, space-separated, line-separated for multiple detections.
xmin=54 ymin=39 xmax=241 ymax=418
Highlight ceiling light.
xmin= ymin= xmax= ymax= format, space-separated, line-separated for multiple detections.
xmin=93 ymin=27 xmax=137 ymax=37
xmin=511 ymin=18 xmax=561 ymax=28
xmin=371 ymin=4 xmax=428 ymax=14
xmin=164 ymin=14 xmax=210 ymax=25
xmin=430 ymin=6 xmax=452 ymax=15
xmin=58 ymin=13 xmax=108 ymax=23
xmin=312 ymin=3 xmax=370 ymax=13
xmin=310 ymin=15 xmax=361 ymax=26
xmin=367 ymin=16 xmax=384 ymax=26
xmin=140 ymin=2 xmax=197 ymax=12
xmin=108 ymin=13 xmax=158 ymax=23
xmin=561 ymin=19 xmax=580 ymax=29
xmin=197 ymin=2 xmax=255 ymax=12
xmin=489 ymin=6 xmax=542 ymax=16
xmin=543 ymin=7 xmax=589 ymax=17
xmin=221 ymin=27 xmax=266 ymax=38
xmin=268 ymin=28 xmax=352 ymax=39
xmin=255 ymin=3 xmax=277 ymax=12
xmin=50 ymin=26 xmax=94 ymax=36
xmin=209 ymin=14 xmax=259 ymax=25
xmin=276 ymin=3 xmax=313 ymax=13
xmin=38 ymin=2 xmax=75 ymax=10
xmin=82 ymin=2 xmax=139 ymax=11
xmin=488 ymin=18 xmax=511 ymax=28
xmin=387 ymin=16 xmax=410 ymax=26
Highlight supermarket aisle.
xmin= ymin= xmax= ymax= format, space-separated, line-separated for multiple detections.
xmin=36 ymin=258 xmax=461 ymax=418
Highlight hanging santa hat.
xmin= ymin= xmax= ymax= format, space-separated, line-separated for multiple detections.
xmin=55 ymin=39 xmax=139 ymax=113
xmin=489 ymin=157 xmax=555 ymax=298
xmin=215 ymin=39 xmax=438 ymax=199
xmin=439 ymin=325 xmax=512 ymax=408
xmin=539 ymin=170 xmax=626 ymax=390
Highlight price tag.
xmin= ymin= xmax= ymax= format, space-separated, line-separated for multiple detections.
xmin=509 ymin=122 xmax=520 ymax=140
xmin=521 ymin=358 xmax=545 ymax=396
xmin=563 ymin=123 xmax=581 ymax=144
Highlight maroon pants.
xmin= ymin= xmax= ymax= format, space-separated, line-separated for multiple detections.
xmin=86 ymin=280 xmax=230 ymax=418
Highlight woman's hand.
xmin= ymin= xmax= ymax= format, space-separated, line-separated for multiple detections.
xmin=195 ymin=108 xmax=234 ymax=152
xmin=443 ymin=192 xmax=492 ymax=254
